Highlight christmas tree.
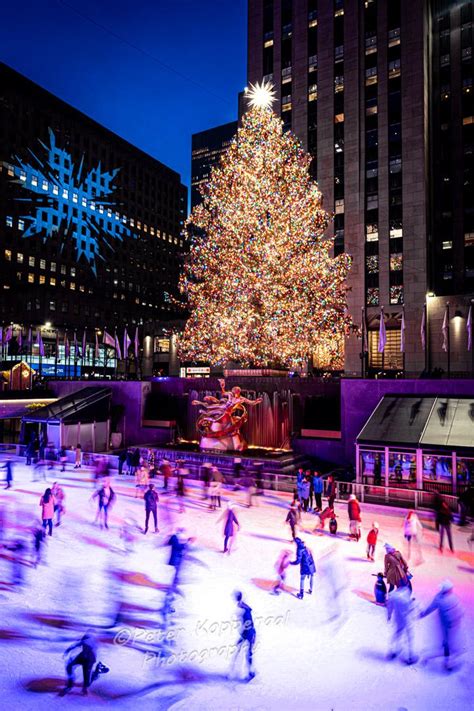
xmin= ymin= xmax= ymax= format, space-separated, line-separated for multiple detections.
xmin=179 ymin=81 xmax=352 ymax=369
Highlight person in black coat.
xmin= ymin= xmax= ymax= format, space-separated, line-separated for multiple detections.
xmin=143 ymin=483 xmax=159 ymax=534
xmin=3 ymin=459 xmax=13 ymax=489
xmin=167 ymin=529 xmax=188 ymax=586
xmin=25 ymin=440 xmax=36 ymax=466
xmin=117 ymin=449 xmax=127 ymax=476
xmin=291 ymin=537 xmax=316 ymax=599
xmin=217 ymin=503 xmax=240 ymax=554
xmin=285 ymin=505 xmax=298 ymax=540
xmin=62 ymin=632 xmax=97 ymax=695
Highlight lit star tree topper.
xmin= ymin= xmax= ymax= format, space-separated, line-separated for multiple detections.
xmin=178 ymin=83 xmax=353 ymax=369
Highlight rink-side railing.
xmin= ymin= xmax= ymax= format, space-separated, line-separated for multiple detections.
xmin=3 ymin=443 xmax=459 ymax=513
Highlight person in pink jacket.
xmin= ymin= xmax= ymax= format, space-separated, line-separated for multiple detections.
xmin=39 ymin=487 xmax=56 ymax=536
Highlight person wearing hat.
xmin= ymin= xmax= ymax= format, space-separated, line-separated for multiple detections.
xmin=419 ymin=580 xmax=464 ymax=671
xmin=347 ymin=494 xmax=361 ymax=541
xmin=383 ymin=543 xmax=410 ymax=592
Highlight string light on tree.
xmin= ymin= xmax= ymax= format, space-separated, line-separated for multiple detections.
xmin=178 ymin=84 xmax=353 ymax=369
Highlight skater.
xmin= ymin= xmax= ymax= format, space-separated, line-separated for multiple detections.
xmin=39 ymin=487 xmax=56 ymax=536
xmin=5 ymin=538 xmax=27 ymax=586
xmin=366 ymin=521 xmax=379 ymax=561
xmin=59 ymin=447 xmax=67 ymax=472
xmin=201 ymin=462 xmax=212 ymax=500
xmin=144 ymin=483 xmax=159 ymax=534
xmin=313 ymin=471 xmax=323 ymax=512
xmin=437 ymin=500 xmax=454 ymax=553
xmin=386 ymin=584 xmax=416 ymax=665
xmin=315 ymin=504 xmax=335 ymax=531
xmin=167 ymin=528 xmax=188 ymax=587
xmin=62 ymin=631 xmax=108 ymax=695
xmin=291 ymin=537 xmax=316 ymax=599
xmin=326 ymin=474 xmax=336 ymax=509
xmin=92 ymin=482 xmax=115 ymax=529
xmin=117 ymin=449 xmax=127 ymax=476
xmin=2 ymin=459 xmax=13 ymax=489
xmin=403 ymin=510 xmax=423 ymax=563
xmin=25 ymin=438 xmax=36 ymax=466
xmin=176 ymin=466 xmax=186 ymax=513
xmin=301 ymin=476 xmax=310 ymax=512
xmin=384 ymin=543 xmax=410 ymax=592
xmin=296 ymin=467 xmax=304 ymax=503
xmin=135 ymin=464 xmax=149 ymax=498
xmin=273 ymin=549 xmax=291 ymax=594
xmin=51 ymin=482 xmax=65 ymax=526
xmin=373 ymin=572 xmax=387 ymax=605
xmin=39 ymin=431 xmax=46 ymax=461
xmin=32 ymin=525 xmax=46 ymax=568
xmin=306 ymin=470 xmax=314 ymax=511
xmin=218 ymin=502 xmax=240 ymax=554
xmin=74 ymin=443 xmax=82 ymax=469
xmin=348 ymin=494 xmax=361 ymax=541
xmin=160 ymin=459 xmax=172 ymax=490
xmin=230 ymin=591 xmax=256 ymax=681
xmin=209 ymin=474 xmax=222 ymax=511
xmin=419 ymin=579 xmax=464 ymax=671
xmin=286 ymin=504 xmax=298 ymax=540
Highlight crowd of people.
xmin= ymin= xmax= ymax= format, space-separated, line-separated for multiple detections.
xmin=0 ymin=444 xmax=469 ymax=695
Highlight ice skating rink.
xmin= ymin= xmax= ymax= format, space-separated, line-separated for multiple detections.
xmin=0 ymin=458 xmax=472 ymax=711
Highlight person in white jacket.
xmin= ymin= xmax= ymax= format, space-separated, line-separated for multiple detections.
xmin=403 ymin=511 xmax=423 ymax=564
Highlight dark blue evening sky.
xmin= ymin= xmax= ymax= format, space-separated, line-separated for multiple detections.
xmin=0 ymin=0 xmax=247 ymax=197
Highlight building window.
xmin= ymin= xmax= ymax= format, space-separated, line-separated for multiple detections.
xmin=388 ymin=27 xmax=400 ymax=47
xmin=49 ymin=300 xmax=56 ymax=311
xmin=369 ymin=329 xmax=403 ymax=369
xmin=334 ymin=76 xmax=344 ymax=92
xmin=440 ymin=54 xmax=450 ymax=67
xmin=31 ymin=175 xmax=38 ymax=187
xmin=308 ymin=84 xmax=318 ymax=101
xmin=4 ymin=249 xmax=11 ymax=261
xmin=366 ymin=287 xmax=380 ymax=306
xmin=442 ymin=241 xmax=453 ymax=250
xmin=18 ymin=218 xmax=25 ymax=231
xmin=40 ymin=259 xmax=46 ymax=270
xmin=335 ymin=199 xmax=344 ymax=214
xmin=366 ymin=224 xmax=379 ymax=242
xmin=389 ymin=59 xmax=401 ymax=78
xmin=366 ymin=255 xmax=379 ymax=274
xmin=39 ymin=275 xmax=46 ymax=285
xmin=29 ymin=256 xmax=35 ymax=267
xmin=50 ymin=277 xmax=56 ymax=286
xmin=390 ymin=253 xmax=403 ymax=271
xmin=334 ymin=113 xmax=344 ymax=123
xmin=70 ymin=282 xmax=76 ymax=290
xmin=28 ymin=273 xmax=34 ymax=283
xmin=308 ymin=54 xmax=318 ymax=70
xmin=17 ymin=253 xmax=24 ymax=264
xmin=6 ymin=215 xmax=13 ymax=228
xmin=51 ymin=262 xmax=56 ymax=272
xmin=365 ymin=66 xmax=377 ymax=85
xmin=365 ymin=35 xmax=377 ymax=54
xmin=366 ymin=194 xmax=378 ymax=210
xmin=42 ymin=179 xmax=48 ymax=191
xmin=390 ymin=285 xmax=404 ymax=304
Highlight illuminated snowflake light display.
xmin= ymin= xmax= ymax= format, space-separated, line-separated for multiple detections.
xmin=6 ymin=128 xmax=136 ymax=274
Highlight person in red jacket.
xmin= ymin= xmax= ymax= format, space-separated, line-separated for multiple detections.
xmin=366 ymin=521 xmax=379 ymax=561
xmin=348 ymin=494 xmax=361 ymax=541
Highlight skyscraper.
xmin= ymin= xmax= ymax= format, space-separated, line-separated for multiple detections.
xmin=247 ymin=0 xmax=473 ymax=376
xmin=191 ymin=121 xmax=238 ymax=209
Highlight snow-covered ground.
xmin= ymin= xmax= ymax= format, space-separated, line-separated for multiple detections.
xmin=0 ymin=456 xmax=472 ymax=711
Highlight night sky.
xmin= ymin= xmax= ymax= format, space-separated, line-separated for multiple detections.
xmin=0 ymin=0 xmax=247 ymax=196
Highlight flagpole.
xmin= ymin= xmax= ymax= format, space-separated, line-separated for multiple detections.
xmin=38 ymin=329 xmax=43 ymax=379
xmin=360 ymin=307 xmax=364 ymax=378
xmin=103 ymin=327 xmax=107 ymax=379
xmin=54 ymin=330 xmax=58 ymax=379
xmin=470 ymin=300 xmax=474 ymax=377
xmin=446 ymin=302 xmax=450 ymax=379
xmin=402 ymin=306 xmax=406 ymax=377
xmin=423 ymin=302 xmax=428 ymax=374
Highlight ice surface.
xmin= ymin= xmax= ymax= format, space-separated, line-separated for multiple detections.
xmin=0 ymin=457 xmax=472 ymax=711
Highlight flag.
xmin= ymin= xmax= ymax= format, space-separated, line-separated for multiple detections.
xmin=134 ymin=326 xmax=139 ymax=359
xmin=55 ymin=331 xmax=60 ymax=357
xmin=378 ymin=307 xmax=386 ymax=353
xmin=0 ymin=327 xmax=3 ymax=346
xmin=4 ymin=326 xmax=12 ymax=342
xmin=74 ymin=332 xmax=80 ymax=358
xmin=400 ymin=308 xmax=406 ymax=353
xmin=17 ymin=327 xmax=23 ymax=349
xmin=64 ymin=333 xmax=70 ymax=359
xmin=361 ymin=308 xmax=368 ymax=353
xmin=82 ymin=329 xmax=87 ymax=357
xmin=467 ymin=304 xmax=472 ymax=352
xmin=114 ymin=332 xmax=122 ymax=360
xmin=441 ymin=305 xmax=449 ymax=352
xmin=95 ymin=331 xmax=100 ymax=359
xmin=123 ymin=328 xmax=131 ymax=357
xmin=103 ymin=330 xmax=115 ymax=348
xmin=420 ymin=305 xmax=426 ymax=351
xmin=36 ymin=329 xmax=45 ymax=357
xmin=27 ymin=327 xmax=32 ymax=348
